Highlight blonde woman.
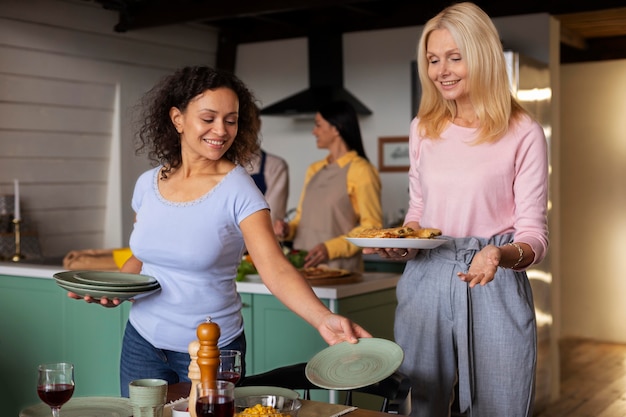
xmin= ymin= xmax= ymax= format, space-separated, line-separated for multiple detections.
xmin=365 ymin=3 xmax=549 ymax=416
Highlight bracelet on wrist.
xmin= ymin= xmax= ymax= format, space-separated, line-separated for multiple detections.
xmin=505 ymin=242 xmax=524 ymax=269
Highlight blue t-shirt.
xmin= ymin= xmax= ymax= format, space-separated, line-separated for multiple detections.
xmin=128 ymin=165 xmax=269 ymax=352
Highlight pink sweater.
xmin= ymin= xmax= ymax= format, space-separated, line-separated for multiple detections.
xmin=404 ymin=116 xmax=549 ymax=265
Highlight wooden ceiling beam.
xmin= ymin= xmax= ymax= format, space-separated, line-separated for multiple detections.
xmin=111 ymin=0 xmax=377 ymax=32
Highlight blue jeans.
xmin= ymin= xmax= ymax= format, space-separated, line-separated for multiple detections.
xmin=120 ymin=321 xmax=247 ymax=397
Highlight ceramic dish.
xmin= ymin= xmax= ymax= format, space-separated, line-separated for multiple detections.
xmin=234 ymin=386 xmax=300 ymax=400
xmin=20 ymin=397 xmax=131 ymax=417
xmin=305 ymin=338 xmax=404 ymax=390
xmin=54 ymin=271 xmax=160 ymax=292
xmin=346 ymin=237 xmax=447 ymax=249
xmin=73 ymin=270 xmax=157 ymax=287
xmin=55 ymin=281 xmax=160 ymax=301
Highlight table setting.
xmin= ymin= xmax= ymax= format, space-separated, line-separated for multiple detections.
xmin=20 ymin=283 xmax=406 ymax=417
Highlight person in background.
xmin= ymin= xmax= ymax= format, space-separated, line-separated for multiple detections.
xmin=274 ymin=100 xmax=383 ymax=272
xmin=365 ymin=3 xmax=549 ymax=416
xmin=67 ymin=66 xmax=371 ymax=396
xmin=246 ymin=149 xmax=289 ymax=224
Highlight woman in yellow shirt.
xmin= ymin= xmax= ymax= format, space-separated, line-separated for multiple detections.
xmin=274 ymin=100 xmax=383 ymax=272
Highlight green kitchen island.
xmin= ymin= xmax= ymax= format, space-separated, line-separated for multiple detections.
xmin=0 ymin=262 xmax=399 ymax=416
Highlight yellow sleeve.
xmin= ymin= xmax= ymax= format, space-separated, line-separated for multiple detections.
xmin=324 ymin=159 xmax=383 ymax=259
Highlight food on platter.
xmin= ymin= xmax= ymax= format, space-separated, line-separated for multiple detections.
xmin=299 ymin=267 xmax=351 ymax=280
xmin=352 ymin=226 xmax=442 ymax=239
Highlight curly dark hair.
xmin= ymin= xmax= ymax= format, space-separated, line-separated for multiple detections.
xmin=135 ymin=66 xmax=260 ymax=175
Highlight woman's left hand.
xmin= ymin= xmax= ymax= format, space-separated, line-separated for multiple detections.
xmin=457 ymin=244 xmax=500 ymax=288
xmin=317 ymin=313 xmax=373 ymax=345
xmin=304 ymin=243 xmax=329 ymax=268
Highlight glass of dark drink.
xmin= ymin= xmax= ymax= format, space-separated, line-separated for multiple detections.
xmin=218 ymin=350 xmax=242 ymax=385
xmin=196 ymin=380 xmax=235 ymax=417
xmin=37 ymin=362 xmax=75 ymax=417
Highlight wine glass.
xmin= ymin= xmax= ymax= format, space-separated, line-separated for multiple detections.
xmin=196 ymin=380 xmax=235 ymax=417
xmin=218 ymin=350 xmax=242 ymax=384
xmin=37 ymin=362 xmax=75 ymax=417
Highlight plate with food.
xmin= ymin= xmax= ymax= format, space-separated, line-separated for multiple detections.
xmin=299 ymin=267 xmax=351 ymax=280
xmin=347 ymin=226 xmax=447 ymax=249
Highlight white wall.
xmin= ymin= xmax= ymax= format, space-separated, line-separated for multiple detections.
xmin=0 ymin=0 xmax=217 ymax=258
xmin=560 ymin=59 xmax=626 ymax=342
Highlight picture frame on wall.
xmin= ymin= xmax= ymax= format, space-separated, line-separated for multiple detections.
xmin=378 ymin=136 xmax=410 ymax=172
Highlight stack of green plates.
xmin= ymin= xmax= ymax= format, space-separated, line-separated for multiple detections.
xmin=53 ymin=270 xmax=160 ymax=301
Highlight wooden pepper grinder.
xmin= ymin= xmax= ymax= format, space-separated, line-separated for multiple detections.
xmin=187 ymin=339 xmax=201 ymax=417
xmin=196 ymin=317 xmax=221 ymax=389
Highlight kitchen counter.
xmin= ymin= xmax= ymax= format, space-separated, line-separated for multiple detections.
xmin=0 ymin=261 xmax=400 ymax=300
xmin=237 ymin=271 xmax=399 ymax=299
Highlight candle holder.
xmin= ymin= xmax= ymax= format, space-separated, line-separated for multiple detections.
xmin=12 ymin=218 xmax=24 ymax=262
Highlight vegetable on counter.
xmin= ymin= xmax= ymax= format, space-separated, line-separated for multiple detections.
xmin=235 ymin=249 xmax=308 ymax=281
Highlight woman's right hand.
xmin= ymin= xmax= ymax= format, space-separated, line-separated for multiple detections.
xmin=273 ymin=219 xmax=289 ymax=239
xmin=67 ymin=291 xmax=124 ymax=308
xmin=363 ymin=247 xmax=418 ymax=259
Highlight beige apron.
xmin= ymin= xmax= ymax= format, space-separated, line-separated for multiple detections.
xmin=293 ymin=161 xmax=362 ymax=272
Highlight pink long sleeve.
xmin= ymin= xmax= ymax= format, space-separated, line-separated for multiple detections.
xmin=404 ymin=116 xmax=549 ymax=265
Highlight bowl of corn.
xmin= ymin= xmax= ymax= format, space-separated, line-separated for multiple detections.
xmin=235 ymin=395 xmax=302 ymax=417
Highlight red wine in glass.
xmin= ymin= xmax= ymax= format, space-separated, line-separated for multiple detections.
xmin=218 ymin=350 xmax=242 ymax=385
xmin=37 ymin=384 xmax=75 ymax=408
xmin=37 ymin=362 xmax=75 ymax=417
xmin=196 ymin=395 xmax=235 ymax=417
xmin=218 ymin=371 xmax=241 ymax=385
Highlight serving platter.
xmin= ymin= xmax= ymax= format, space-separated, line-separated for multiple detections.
xmin=305 ymin=337 xmax=404 ymax=390
xmin=346 ymin=237 xmax=447 ymax=249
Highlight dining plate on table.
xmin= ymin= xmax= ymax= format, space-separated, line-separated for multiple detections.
xmin=20 ymin=397 xmax=132 ymax=417
xmin=305 ymin=337 xmax=404 ymax=390
xmin=346 ymin=237 xmax=447 ymax=249
xmin=235 ymin=386 xmax=300 ymax=400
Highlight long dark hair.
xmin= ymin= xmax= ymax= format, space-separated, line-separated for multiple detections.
xmin=318 ymin=100 xmax=368 ymax=161
xmin=135 ymin=66 xmax=260 ymax=174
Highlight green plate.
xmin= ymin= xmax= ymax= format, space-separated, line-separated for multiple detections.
xmin=235 ymin=386 xmax=300 ymax=400
xmin=20 ymin=397 xmax=131 ymax=417
xmin=305 ymin=338 xmax=404 ymax=390
xmin=55 ymin=280 xmax=160 ymax=301
xmin=73 ymin=270 xmax=157 ymax=287
xmin=54 ymin=271 xmax=160 ymax=292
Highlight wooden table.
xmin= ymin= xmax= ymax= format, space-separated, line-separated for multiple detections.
xmin=167 ymin=383 xmax=405 ymax=417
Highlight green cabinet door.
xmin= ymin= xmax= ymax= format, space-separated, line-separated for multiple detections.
xmin=0 ymin=274 xmax=130 ymax=417
xmin=249 ymin=295 xmax=329 ymax=375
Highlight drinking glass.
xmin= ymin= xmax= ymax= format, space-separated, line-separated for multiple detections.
xmin=218 ymin=350 xmax=242 ymax=385
xmin=196 ymin=380 xmax=235 ymax=417
xmin=37 ymin=362 xmax=75 ymax=417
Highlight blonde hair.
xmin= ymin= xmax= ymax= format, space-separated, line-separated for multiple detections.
xmin=416 ymin=2 xmax=527 ymax=143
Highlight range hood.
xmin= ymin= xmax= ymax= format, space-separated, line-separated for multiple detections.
xmin=260 ymin=33 xmax=372 ymax=116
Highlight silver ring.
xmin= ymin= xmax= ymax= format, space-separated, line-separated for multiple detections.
xmin=401 ymin=250 xmax=408 ymax=257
